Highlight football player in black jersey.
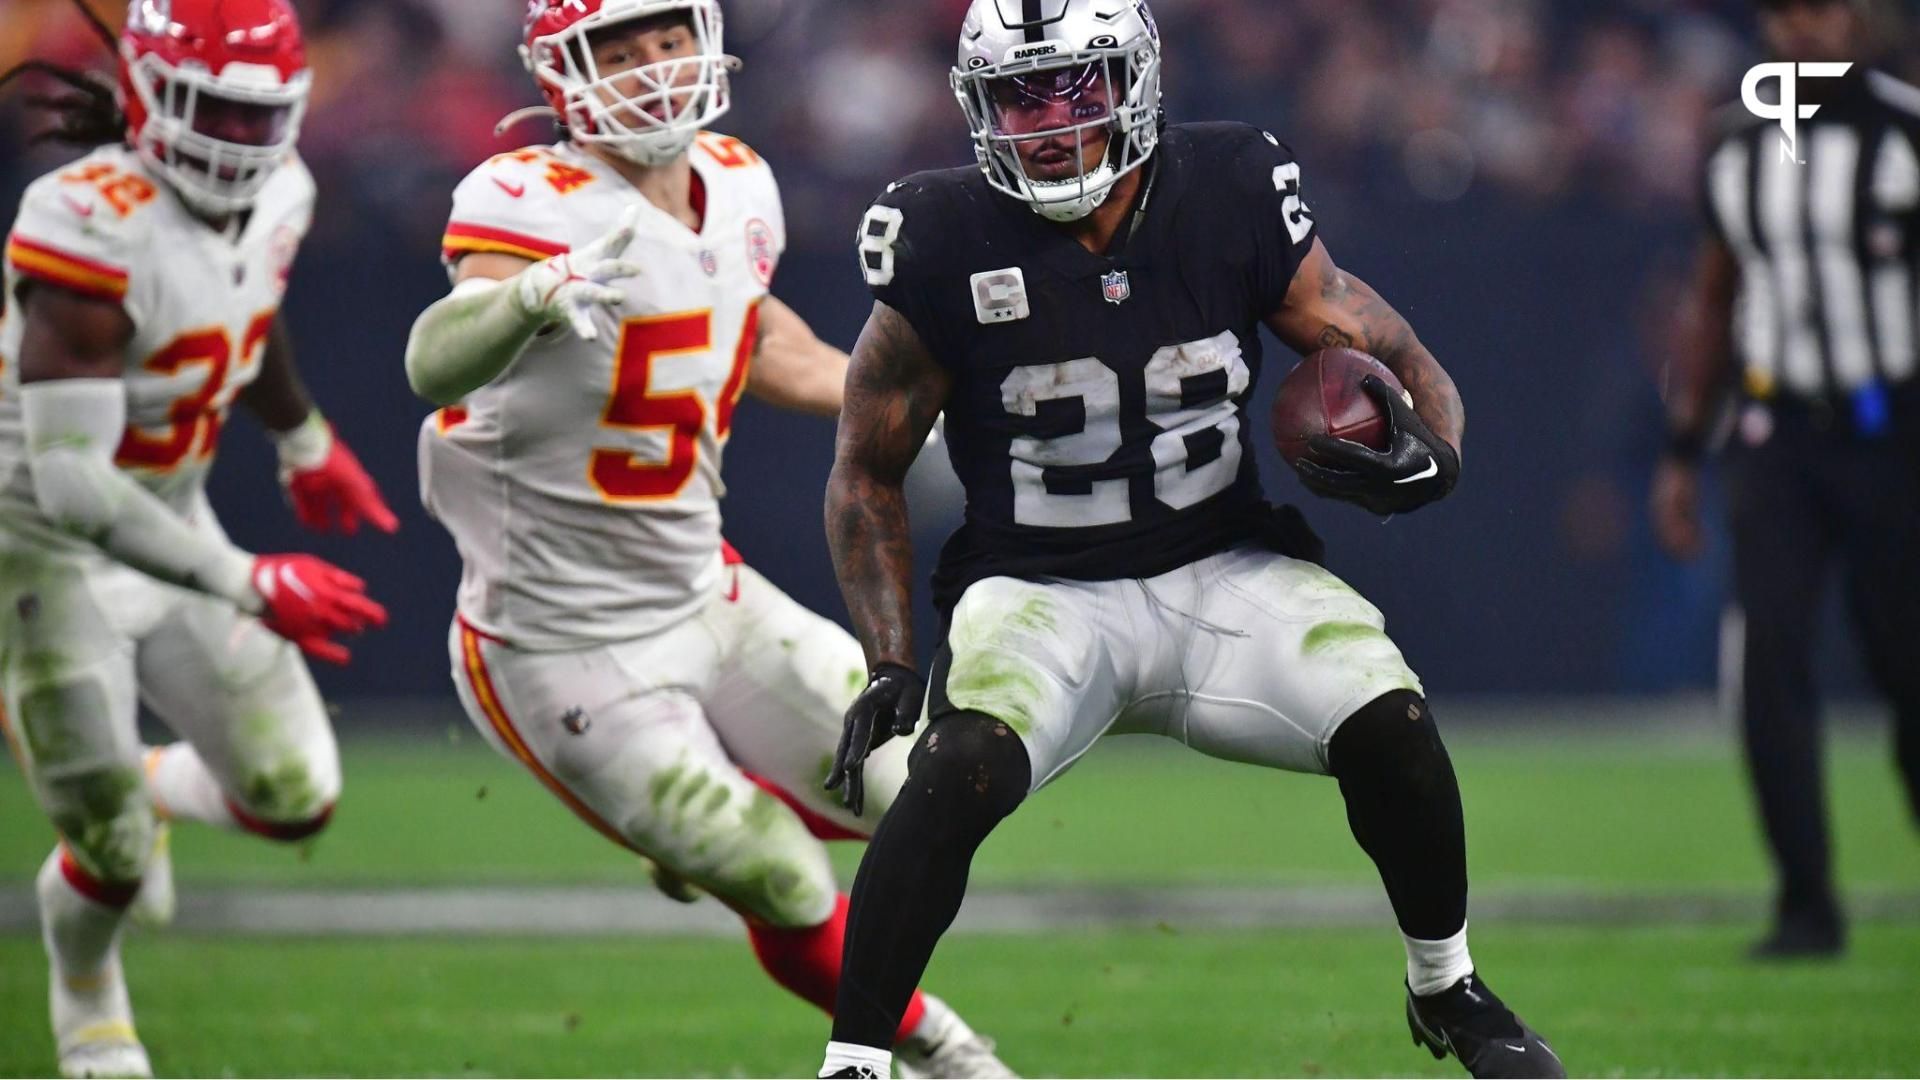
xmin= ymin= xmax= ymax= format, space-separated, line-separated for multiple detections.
xmin=815 ymin=2 xmax=1562 ymax=1078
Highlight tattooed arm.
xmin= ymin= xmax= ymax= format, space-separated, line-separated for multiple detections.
xmin=1264 ymin=239 xmax=1464 ymax=514
xmin=1265 ymin=238 xmax=1464 ymax=458
xmin=822 ymin=301 xmax=950 ymax=812
xmin=824 ymin=300 xmax=952 ymax=669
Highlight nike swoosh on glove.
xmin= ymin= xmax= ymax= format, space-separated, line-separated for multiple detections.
xmin=251 ymin=554 xmax=389 ymax=665
xmin=513 ymin=204 xmax=644 ymax=341
xmin=1294 ymin=375 xmax=1460 ymax=515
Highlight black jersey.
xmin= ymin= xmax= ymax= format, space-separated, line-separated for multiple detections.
xmin=858 ymin=122 xmax=1318 ymax=613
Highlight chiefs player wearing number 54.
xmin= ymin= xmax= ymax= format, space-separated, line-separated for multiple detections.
xmin=406 ymin=2 xmax=1009 ymax=1073
xmin=0 ymin=0 xmax=394 ymax=1075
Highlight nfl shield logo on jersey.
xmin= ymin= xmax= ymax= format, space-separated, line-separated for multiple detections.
xmin=1101 ymin=269 xmax=1131 ymax=304
xmin=698 ymin=249 xmax=718 ymax=277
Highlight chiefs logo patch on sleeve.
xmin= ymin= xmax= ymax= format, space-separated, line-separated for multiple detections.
xmin=745 ymin=218 xmax=776 ymax=285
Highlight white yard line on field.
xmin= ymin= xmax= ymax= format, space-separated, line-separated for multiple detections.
xmin=0 ymin=884 xmax=1914 ymax=936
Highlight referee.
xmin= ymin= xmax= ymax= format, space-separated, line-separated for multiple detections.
xmin=1653 ymin=0 xmax=1920 ymax=959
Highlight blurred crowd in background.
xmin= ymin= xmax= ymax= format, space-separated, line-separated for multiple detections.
xmin=12 ymin=0 xmax=1913 ymax=252
xmin=2 ymin=1 xmax=1915 ymax=702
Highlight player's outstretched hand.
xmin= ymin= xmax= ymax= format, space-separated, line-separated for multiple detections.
xmin=282 ymin=428 xmax=399 ymax=536
xmin=826 ymin=663 xmax=926 ymax=816
xmin=513 ymin=204 xmax=644 ymax=341
xmin=250 ymin=554 xmax=389 ymax=666
xmin=1297 ymin=375 xmax=1460 ymax=516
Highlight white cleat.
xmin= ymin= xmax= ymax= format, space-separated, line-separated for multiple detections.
xmin=58 ymin=1033 xmax=152 ymax=1080
xmin=50 ymin=951 xmax=150 ymax=1078
xmin=896 ymin=994 xmax=1017 ymax=1079
xmin=128 ymin=825 xmax=175 ymax=929
xmin=38 ymin=851 xmax=152 ymax=1079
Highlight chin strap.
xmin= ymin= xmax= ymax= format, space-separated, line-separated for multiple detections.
xmin=1028 ymin=166 xmax=1115 ymax=222
xmin=1032 ymin=188 xmax=1108 ymax=222
xmin=493 ymin=105 xmax=561 ymax=138
xmin=1028 ymin=150 xmax=1159 ymax=226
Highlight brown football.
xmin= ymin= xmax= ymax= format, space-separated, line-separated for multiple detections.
xmin=1271 ymin=348 xmax=1404 ymax=466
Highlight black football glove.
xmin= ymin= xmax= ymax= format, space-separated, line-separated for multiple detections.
xmin=825 ymin=662 xmax=926 ymax=816
xmin=1294 ymin=375 xmax=1460 ymax=515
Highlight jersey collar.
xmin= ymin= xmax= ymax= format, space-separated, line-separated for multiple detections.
xmin=1006 ymin=140 xmax=1177 ymax=284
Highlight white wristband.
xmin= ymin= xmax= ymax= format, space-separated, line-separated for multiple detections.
xmin=273 ymin=409 xmax=333 ymax=473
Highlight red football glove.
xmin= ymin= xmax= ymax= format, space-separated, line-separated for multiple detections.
xmin=282 ymin=429 xmax=399 ymax=536
xmin=251 ymin=555 xmax=389 ymax=665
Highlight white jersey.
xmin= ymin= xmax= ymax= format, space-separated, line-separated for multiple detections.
xmin=0 ymin=145 xmax=314 ymax=548
xmin=420 ymin=134 xmax=786 ymax=649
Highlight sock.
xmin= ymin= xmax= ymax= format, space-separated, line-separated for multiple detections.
xmin=746 ymin=894 xmax=928 ymax=1044
xmin=144 ymin=744 xmax=239 ymax=829
xmin=40 ymin=847 xmax=135 ymax=979
xmin=831 ymin=712 xmax=1030 ymax=1048
xmin=902 ymin=992 xmax=958 ymax=1050
xmin=1404 ymin=924 xmax=1474 ymax=996
xmin=38 ymin=845 xmax=140 ymax=1049
xmin=1328 ymin=691 xmax=1469 ymax=940
xmin=819 ymin=1040 xmax=891 ymax=1078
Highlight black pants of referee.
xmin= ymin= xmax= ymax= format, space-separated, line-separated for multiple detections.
xmin=1724 ymin=392 xmax=1920 ymax=935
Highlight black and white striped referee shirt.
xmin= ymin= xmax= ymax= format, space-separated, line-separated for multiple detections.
xmin=1704 ymin=68 xmax=1920 ymax=401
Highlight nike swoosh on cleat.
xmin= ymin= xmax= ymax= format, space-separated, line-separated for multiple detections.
xmin=1504 ymin=1044 xmax=1528 ymax=1052
xmin=1394 ymin=456 xmax=1439 ymax=484
xmin=493 ymin=178 xmax=527 ymax=198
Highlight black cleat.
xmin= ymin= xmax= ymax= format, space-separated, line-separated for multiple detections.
xmin=1406 ymin=972 xmax=1565 ymax=1079
xmin=1748 ymin=918 xmax=1844 ymax=960
xmin=820 ymin=1068 xmax=885 ymax=1079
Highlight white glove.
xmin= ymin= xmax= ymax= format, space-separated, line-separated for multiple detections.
xmin=512 ymin=204 xmax=643 ymax=341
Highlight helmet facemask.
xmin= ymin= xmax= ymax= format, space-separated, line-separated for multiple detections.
xmin=124 ymin=50 xmax=308 ymax=216
xmin=524 ymin=2 xmax=739 ymax=168
xmin=952 ymin=41 xmax=1160 ymax=222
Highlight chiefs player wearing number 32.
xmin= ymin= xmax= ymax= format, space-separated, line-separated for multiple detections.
xmin=0 ymin=0 xmax=394 ymax=1076
xmin=406 ymin=2 xmax=1010 ymax=1074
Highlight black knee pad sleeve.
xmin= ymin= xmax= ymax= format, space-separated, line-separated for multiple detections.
xmin=1326 ymin=690 xmax=1468 ymax=939
xmin=904 ymin=710 xmax=1032 ymax=835
xmin=1328 ymin=689 xmax=1453 ymax=792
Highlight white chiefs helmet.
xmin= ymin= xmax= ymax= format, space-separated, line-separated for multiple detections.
xmin=951 ymin=0 xmax=1164 ymax=222
xmin=521 ymin=0 xmax=739 ymax=167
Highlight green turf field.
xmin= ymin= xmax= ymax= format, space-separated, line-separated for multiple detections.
xmin=2 ymin=725 xmax=1917 ymax=1077
xmin=0 ymin=927 xmax=1917 ymax=1077
xmin=4 ymin=726 xmax=1918 ymax=891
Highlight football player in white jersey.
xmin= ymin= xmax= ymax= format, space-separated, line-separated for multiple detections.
xmin=406 ymin=1 xmax=1010 ymax=1075
xmin=0 ymin=1 xmax=392 ymax=1075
